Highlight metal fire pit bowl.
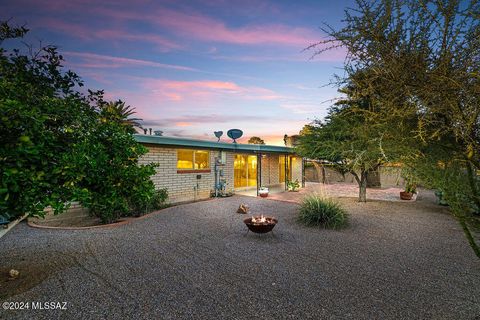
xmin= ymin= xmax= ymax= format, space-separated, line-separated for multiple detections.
xmin=244 ymin=216 xmax=278 ymax=234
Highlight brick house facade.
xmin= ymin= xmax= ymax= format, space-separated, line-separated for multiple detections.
xmin=135 ymin=135 xmax=304 ymax=203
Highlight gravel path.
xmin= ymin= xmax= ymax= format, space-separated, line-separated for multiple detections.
xmin=1 ymin=192 xmax=479 ymax=319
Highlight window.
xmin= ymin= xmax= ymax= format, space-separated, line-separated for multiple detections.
xmin=177 ymin=150 xmax=194 ymax=169
xmin=177 ymin=149 xmax=210 ymax=170
xmin=194 ymin=151 xmax=209 ymax=169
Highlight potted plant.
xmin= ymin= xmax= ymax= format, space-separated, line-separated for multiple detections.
xmin=287 ymin=179 xmax=300 ymax=192
xmin=259 ymin=187 xmax=269 ymax=198
xmin=400 ymin=181 xmax=417 ymax=200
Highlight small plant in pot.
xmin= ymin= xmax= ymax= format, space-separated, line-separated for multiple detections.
xmin=287 ymin=179 xmax=300 ymax=192
xmin=400 ymin=181 xmax=417 ymax=200
xmin=259 ymin=187 xmax=269 ymax=198
xmin=400 ymin=167 xmax=418 ymax=200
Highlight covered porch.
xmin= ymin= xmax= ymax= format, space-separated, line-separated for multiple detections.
xmin=233 ymin=152 xmax=305 ymax=197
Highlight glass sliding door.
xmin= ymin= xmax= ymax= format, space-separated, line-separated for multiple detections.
xmin=234 ymin=154 xmax=257 ymax=188
xmin=247 ymin=155 xmax=257 ymax=187
xmin=234 ymin=155 xmax=247 ymax=188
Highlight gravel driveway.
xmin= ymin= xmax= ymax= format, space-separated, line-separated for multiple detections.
xmin=1 ymin=193 xmax=479 ymax=319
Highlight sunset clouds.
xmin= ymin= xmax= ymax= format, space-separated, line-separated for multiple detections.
xmin=2 ymin=0 xmax=351 ymax=144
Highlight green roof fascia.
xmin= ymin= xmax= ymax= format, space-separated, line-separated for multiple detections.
xmin=133 ymin=134 xmax=295 ymax=154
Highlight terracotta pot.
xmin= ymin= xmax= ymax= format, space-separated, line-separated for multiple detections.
xmin=259 ymin=193 xmax=268 ymax=198
xmin=400 ymin=191 xmax=413 ymax=200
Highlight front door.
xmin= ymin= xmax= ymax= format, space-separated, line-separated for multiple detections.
xmin=234 ymin=154 xmax=257 ymax=188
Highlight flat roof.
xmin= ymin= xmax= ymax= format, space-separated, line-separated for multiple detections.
xmin=134 ymin=134 xmax=295 ymax=154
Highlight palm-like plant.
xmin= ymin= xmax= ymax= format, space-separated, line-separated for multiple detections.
xmin=100 ymin=100 xmax=143 ymax=133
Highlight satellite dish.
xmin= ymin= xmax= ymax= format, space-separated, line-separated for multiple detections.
xmin=227 ymin=129 xmax=243 ymax=143
xmin=214 ymin=131 xmax=223 ymax=142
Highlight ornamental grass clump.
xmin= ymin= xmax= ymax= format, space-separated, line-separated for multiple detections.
xmin=298 ymin=194 xmax=348 ymax=229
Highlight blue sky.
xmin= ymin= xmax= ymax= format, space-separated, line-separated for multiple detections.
xmin=3 ymin=0 xmax=353 ymax=145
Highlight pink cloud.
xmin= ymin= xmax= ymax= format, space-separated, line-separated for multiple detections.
xmin=63 ymin=51 xmax=195 ymax=71
xmin=38 ymin=18 xmax=181 ymax=52
xmin=175 ymin=122 xmax=193 ymax=127
xmin=96 ymin=6 xmax=321 ymax=47
xmin=154 ymin=9 xmax=317 ymax=46
xmin=140 ymin=78 xmax=282 ymax=103
xmin=31 ymin=4 xmax=330 ymax=53
xmin=94 ymin=29 xmax=182 ymax=52
xmin=38 ymin=18 xmax=91 ymax=41
xmin=163 ymin=80 xmax=241 ymax=91
xmin=212 ymin=45 xmax=347 ymax=62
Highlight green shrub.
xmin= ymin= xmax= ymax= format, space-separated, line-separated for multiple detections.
xmin=287 ymin=179 xmax=300 ymax=191
xmin=0 ymin=22 xmax=160 ymax=224
xmin=75 ymin=125 xmax=160 ymax=223
xmin=0 ymin=23 xmax=100 ymax=221
xmin=298 ymin=194 xmax=348 ymax=229
xmin=130 ymin=188 xmax=169 ymax=216
xmin=150 ymin=189 xmax=168 ymax=209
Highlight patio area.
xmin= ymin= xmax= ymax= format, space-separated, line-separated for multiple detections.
xmin=261 ymin=182 xmax=414 ymax=203
xmin=1 ymin=193 xmax=479 ymax=319
xmin=234 ymin=183 xmax=286 ymax=197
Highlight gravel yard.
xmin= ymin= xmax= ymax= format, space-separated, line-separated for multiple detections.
xmin=1 ymin=192 xmax=479 ymax=319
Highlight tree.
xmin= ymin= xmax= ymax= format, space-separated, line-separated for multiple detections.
xmin=74 ymin=110 xmax=157 ymax=223
xmin=307 ymin=0 xmax=480 ymax=254
xmin=297 ymin=83 xmax=397 ymax=202
xmin=0 ymin=22 xmax=159 ymax=223
xmin=99 ymin=100 xmax=143 ymax=134
xmin=0 ymin=23 xmax=97 ymax=220
xmin=308 ymin=0 xmax=479 ymax=206
xmin=0 ymin=21 xmax=28 ymax=42
xmin=247 ymin=136 xmax=265 ymax=144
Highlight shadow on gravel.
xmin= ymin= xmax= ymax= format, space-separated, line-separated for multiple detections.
xmin=0 ymin=253 xmax=76 ymax=299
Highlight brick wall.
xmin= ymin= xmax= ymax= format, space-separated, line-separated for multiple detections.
xmin=304 ymin=164 xmax=405 ymax=187
xmin=139 ymin=146 xmax=234 ymax=203
xmin=260 ymin=154 xmax=280 ymax=187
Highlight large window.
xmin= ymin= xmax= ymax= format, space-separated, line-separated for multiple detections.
xmin=177 ymin=149 xmax=210 ymax=170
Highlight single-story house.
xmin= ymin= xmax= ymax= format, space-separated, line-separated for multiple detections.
xmin=135 ymin=134 xmax=305 ymax=203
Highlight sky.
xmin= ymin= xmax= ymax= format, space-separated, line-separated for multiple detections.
xmin=3 ymin=0 xmax=354 ymax=145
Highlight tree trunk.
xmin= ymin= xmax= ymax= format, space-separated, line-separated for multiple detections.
xmin=352 ymin=170 xmax=368 ymax=202
xmin=359 ymin=171 xmax=367 ymax=202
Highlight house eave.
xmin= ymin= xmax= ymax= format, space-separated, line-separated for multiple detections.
xmin=133 ymin=134 xmax=295 ymax=154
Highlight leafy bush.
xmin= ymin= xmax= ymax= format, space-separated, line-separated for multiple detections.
xmin=287 ymin=179 xmax=300 ymax=191
xmin=129 ymin=188 xmax=168 ymax=216
xmin=298 ymin=194 xmax=348 ymax=229
xmin=0 ymin=22 xmax=159 ymax=224
xmin=150 ymin=189 xmax=168 ymax=209
xmin=0 ymin=23 xmax=99 ymax=221
xmin=74 ymin=120 xmax=159 ymax=223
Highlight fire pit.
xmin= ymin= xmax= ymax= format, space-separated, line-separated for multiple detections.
xmin=244 ymin=215 xmax=278 ymax=234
